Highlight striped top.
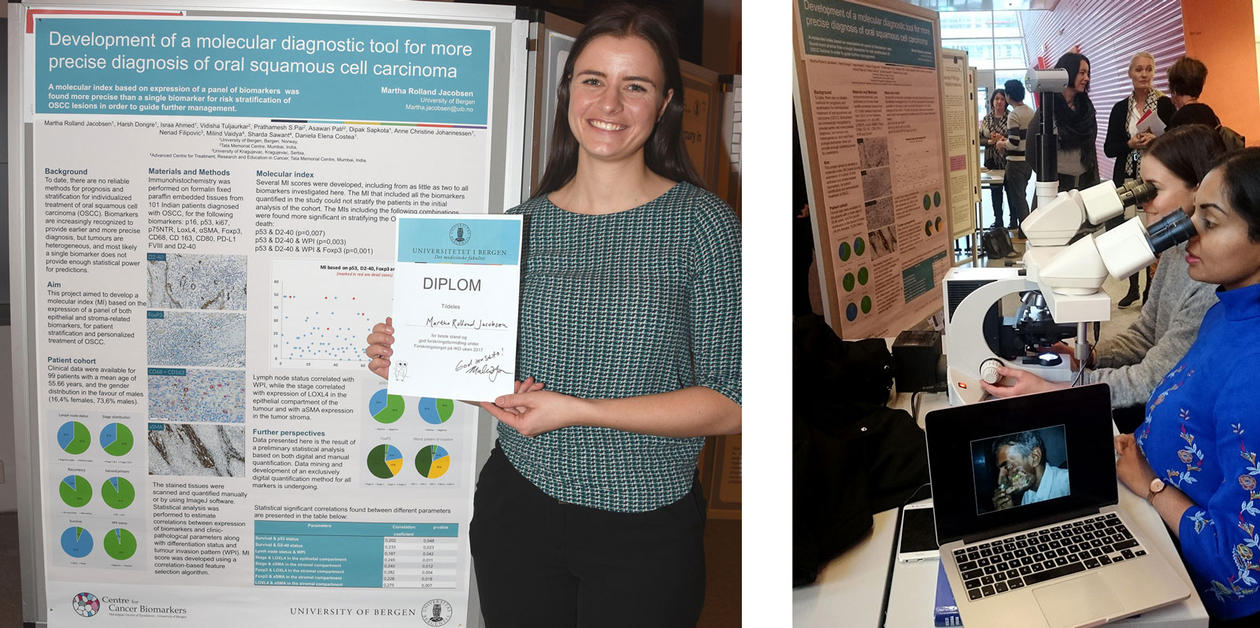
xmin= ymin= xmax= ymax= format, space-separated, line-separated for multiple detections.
xmin=1005 ymin=102 xmax=1034 ymax=162
xmin=500 ymin=181 xmax=742 ymax=512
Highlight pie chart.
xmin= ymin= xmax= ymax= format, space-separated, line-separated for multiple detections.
xmin=61 ymin=526 xmax=93 ymax=558
xmin=101 ymin=477 xmax=136 ymax=509
xmin=415 ymin=445 xmax=451 ymax=479
xmin=367 ymin=444 xmax=405 ymax=479
xmin=57 ymin=421 xmax=91 ymax=455
xmin=59 ymin=475 xmax=92 ymax=508
xmin=103 ymin=528 xmax=138 ymax=560
xmin=100 ymin=423 xmax=134 ymax=457
xmin=369 ymin=389 xmax=406 ymax=424
xmin=418 ymin=398 xmax=454 ymax=425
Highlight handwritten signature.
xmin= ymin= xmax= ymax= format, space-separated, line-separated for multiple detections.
xmin=454 ymin=349 xmax=511 ymax=381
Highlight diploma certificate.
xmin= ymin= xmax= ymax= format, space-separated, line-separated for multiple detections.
xmin=389 ymin=214 xmax=523 ymax=401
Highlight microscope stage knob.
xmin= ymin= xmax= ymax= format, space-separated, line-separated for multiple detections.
xmin=979 ymin=358 xmax=1003 ymax=384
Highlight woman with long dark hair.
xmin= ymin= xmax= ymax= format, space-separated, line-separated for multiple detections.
xmin=365 ymin=5 xmax=741 ymax=626
xmin=1028 ymin=51 xmax=1100 ymax=192
xmin=1114 ymin=147 xmax=1260 ymax=625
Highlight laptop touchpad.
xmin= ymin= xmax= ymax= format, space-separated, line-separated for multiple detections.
xmin=1033 ymin=574 xmax=1123 ymax=628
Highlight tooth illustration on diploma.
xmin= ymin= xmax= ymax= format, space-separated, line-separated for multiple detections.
xmin=389 ymin=215 xmax=523 ymax=401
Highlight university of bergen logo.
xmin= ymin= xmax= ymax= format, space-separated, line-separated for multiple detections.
xmin=421 ymin=598 xmax=453 ymax=626
xmin=449 ymin=223 xmax=471 ymax=246
xmin=72 ymin=592 xmax=100 ymax=617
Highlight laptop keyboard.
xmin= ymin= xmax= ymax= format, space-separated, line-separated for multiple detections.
xmin=951 ymin=513 xmax=1146 ymax=601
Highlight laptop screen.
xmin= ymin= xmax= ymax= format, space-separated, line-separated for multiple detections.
xmin=926 ymin=384 xmax=1118 ymax=545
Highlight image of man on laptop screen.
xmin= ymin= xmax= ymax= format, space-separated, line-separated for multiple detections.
xmin=973 ymin=427 xmax=1070 ymax=513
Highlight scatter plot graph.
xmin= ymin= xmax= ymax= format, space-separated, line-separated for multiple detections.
xmin=270 ymin=259 xmax=392 ymax=370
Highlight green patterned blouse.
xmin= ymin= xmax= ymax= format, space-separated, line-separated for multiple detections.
xmin=500 ymin=181 xmax=742 ymax=512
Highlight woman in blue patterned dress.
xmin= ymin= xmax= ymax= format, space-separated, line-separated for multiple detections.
xmin=365 ymin=5 xmax=740 ymax=627
xmin=1114 ymin=147 xmax=1260 ymax=624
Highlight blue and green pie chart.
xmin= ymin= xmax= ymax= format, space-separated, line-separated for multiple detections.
xmin=100 ymin=423 xmax=133 ymax=456
xmin=57 ymin=420 xmax=91 ymax=455
xmin=61 ymin=526 xmax=93 ymax=558
xmin=59 ymin=475 xmax=92 ymax=508
xmin=418 ymin=398 xmax=454 ymax=424
xmin=103 ymin=528 xmax=137 ymax=560
xmin=101 ymin=477 xmax=136 ymax=509
xmin=367 ymin=444 xmax=405 ymax=479
xmin=369 ymin=389 xmax=405 ymax=424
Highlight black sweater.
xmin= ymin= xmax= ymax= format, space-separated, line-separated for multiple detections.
xmin=1104 ymin=95 xmax=1175 ymax=185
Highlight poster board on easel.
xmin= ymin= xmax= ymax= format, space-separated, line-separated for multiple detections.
xmin=940 ymin=48 xmax=979 ymax=248
xmin=792 ymin=0 xmax=950 ymax=339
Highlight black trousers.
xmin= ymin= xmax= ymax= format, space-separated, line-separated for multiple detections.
xmin=469 ymin=447 xmax=707 ymax=628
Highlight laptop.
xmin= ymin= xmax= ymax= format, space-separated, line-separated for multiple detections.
xmin=925 ymin=384 xmax=1190 ymax=628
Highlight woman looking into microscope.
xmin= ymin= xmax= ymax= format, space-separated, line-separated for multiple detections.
xmin=982 ymin=124 xmax=1224 ymax=433
xmin=1113 ymin=146 xmax=1260 ymax=624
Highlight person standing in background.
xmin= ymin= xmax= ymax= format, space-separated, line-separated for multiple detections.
xmin=979 ymin=88 xmax=1010 ymax=229
xmin=996 ymin=79 xmax=1033 ymax=231
xmin=1166 ymin=56 xmax=1220 ymax=129
xmin=1104 ymin=52 xmax=1175 ymax=307
xmin=1027 ymin=52 xmax=1100 ymax=193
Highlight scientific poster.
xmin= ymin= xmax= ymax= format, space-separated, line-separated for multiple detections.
xmin=940 ymin=48 xmax=978 ymax=241
xmin=23 ymin=9 xmax=515 ymax=626
xmin=793 ymin=0 xmax=951 ymax=338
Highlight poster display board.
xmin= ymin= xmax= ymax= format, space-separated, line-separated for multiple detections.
xmin=525 ymin=11 xmax=578 ymax=194
xmin=680 ymin=60 xmax=722 ymax=193
xmin=940 ymin=48 xmax=978 ymax=242
xmin=718 ymin=74 xmax=741 ymax=215
xmin=792 ymin=0 xmax=951 ymax=338
xmin=10 ymin=1 xmax=526 ymax=625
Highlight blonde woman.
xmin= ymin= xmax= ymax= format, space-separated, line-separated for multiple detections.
xmin=1104 ymin=51 xmax=1175 ymax=306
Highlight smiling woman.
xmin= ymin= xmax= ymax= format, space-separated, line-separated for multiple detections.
xmin=362 ymin=4 xmax=741 ymax=628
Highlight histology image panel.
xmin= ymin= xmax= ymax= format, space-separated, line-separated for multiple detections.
xmin=147 ymin=312 xmax=246 ymax=368
xmin=147 ymin=423 xmax=246 ymax=477
xmin=148 ymin=368 xmax=246 ymax=423
xmin=147 ymin=253 xmax=248 ymax=310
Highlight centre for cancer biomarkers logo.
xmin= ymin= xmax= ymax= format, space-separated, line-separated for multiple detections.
xmin=422 ymin=598 xmax=453 ymax=626
xmin=449 ymin=223 xmax=471 ymax=246
xmin=72 ymin=592 xmax=100 ymax=617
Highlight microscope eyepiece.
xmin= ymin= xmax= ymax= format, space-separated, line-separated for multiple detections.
xmin=1117 ymin=180 xmax=1157 ymax=208
xmin=1147 ymin=208 xmax=1196 ymax=254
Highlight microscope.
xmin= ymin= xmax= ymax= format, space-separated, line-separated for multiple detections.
xmin=941 ymin=68 xmax=1198 ymax=404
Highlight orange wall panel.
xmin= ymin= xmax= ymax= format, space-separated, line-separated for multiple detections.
xmin=1181 ymin=0 xmax=1259 ymax=145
